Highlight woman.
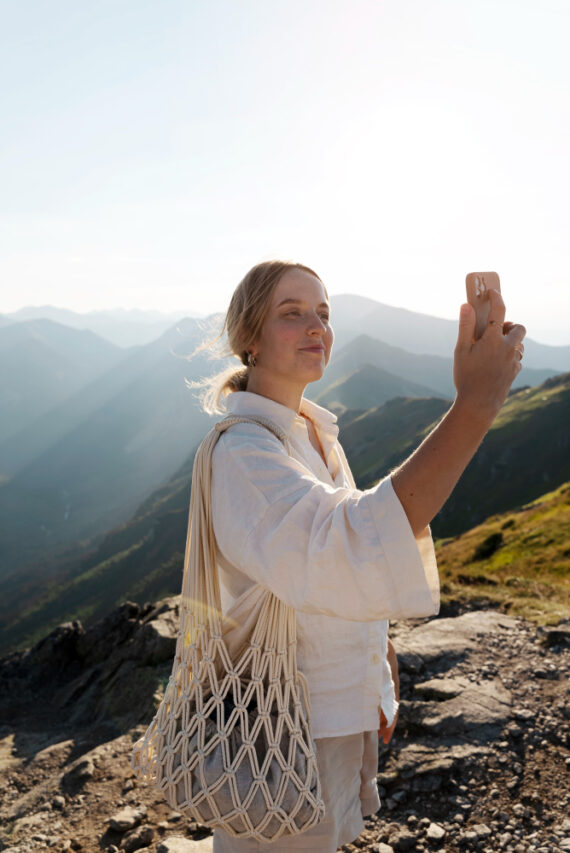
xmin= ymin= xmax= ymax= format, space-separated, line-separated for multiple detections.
xmin=201 ymin=260 xmax=525 ymax=852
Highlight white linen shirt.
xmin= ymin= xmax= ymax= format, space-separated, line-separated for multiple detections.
xmin=210 ymin=390 xmax=440 ymax=739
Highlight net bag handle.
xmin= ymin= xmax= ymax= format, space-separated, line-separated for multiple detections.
xmin=182 ymin=414 xmax=293 ymax=647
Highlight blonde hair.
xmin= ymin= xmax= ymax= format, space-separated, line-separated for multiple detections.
xmin=190 ymin=260 xmax=326 ymax=414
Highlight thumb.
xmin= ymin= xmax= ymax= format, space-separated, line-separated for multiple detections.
xmin=456 ymin=302 xmax=475 ymax=350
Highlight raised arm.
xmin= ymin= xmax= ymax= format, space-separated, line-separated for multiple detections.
xmin=391 ymin=289 xmax=526 ymax=536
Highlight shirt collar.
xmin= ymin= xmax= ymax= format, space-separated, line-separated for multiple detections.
xmin=224 ymin=391 xmax=339 ymax=444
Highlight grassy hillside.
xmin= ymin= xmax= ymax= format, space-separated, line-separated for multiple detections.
xmin=433 ymin=373 xmax=570 ymax=536
xmin=436 ymin=481 xmax=570 ymax=625
xmin=339 ymin=396 xmax=451 ymax=484
xmin=341 ymin=372 xmax=570 ymax=538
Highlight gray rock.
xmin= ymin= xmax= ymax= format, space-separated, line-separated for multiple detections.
xmin=156 ymin=839 xmax=213 ymax=852
xmin=537 ymin=626 xmax=570 ymax=648
xmin=449 ymin=794 xmax=473 ymax=811
xmin=108 ymin=806 xmax=147 ymax=832
xmin=403 ymin=678 xmax=512 ymax=738
xmin=426 ymin=822 xmax=446 ymax=841
xmin=375 ymin=845 xmax=395 ymax=853
xmin=391 ymin=829 xmax=418 ymax=851
xmin=397 ymin=651 xmax=425 ymax=674
xmin=394 ymin=612 xmax=518 ymax=663
xmin=514 ymin=707 xmax=535 ymax=721
xmin=61 ymin=757 xmax=95 ymax=789
xmin=414 ymin=677 xmax=470 ymax=700
xmin=128 ymin=615 xmax=177 ymax=666
xmin=471 ymin=823 xmax=492 ymax=839
xmin=120 ymin=824 xmax=154 ymax=852
xmin=392 ymin=741 xmax=491 ymax=782
xmin=52 ymin=795 xmax=66 ymax=810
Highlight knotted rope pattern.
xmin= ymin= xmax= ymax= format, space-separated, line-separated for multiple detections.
xmin=131 ymin=415 xmax=325 ymax=841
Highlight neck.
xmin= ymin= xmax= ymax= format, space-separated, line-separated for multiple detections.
xmin=245 ymin=371 xmax=305 ymax=413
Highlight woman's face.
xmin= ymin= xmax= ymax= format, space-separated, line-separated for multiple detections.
xmin=252 ymin=268 xmax=334 ymax=387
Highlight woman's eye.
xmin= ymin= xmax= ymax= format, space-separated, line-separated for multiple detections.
xmin=284 ymin=309 xmax=329 ymax=321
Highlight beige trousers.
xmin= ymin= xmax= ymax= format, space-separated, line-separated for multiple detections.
xmin=212 ymin=730 xmax=380 ymax=853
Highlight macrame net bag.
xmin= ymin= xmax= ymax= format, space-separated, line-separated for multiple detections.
xmin=131 ymin=415 xmax=325 ymax=842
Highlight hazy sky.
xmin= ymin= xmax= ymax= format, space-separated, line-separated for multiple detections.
xmin=2 ymin=0 xmax=569 ymax=343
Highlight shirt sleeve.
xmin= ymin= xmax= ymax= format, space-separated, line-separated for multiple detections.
xmin=211 ymin=423 xmax=440 ymax=622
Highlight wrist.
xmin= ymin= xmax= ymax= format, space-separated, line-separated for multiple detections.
xmin=450 ymin=394 xmax=497 ymax=434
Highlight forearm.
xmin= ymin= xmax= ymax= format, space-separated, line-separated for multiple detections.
xmin=390 ymin=397 xmax=493 ymax=537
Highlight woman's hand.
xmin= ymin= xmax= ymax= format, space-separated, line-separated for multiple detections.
xmin=378 ymin=638 xmax=400 ymax=744
xmin=453 ymin=289 xmax=526 ymax=427
xmin=378 ymin=707 xmax=397 ymax=745
xmin=391 ymin=290 xmax=526 ymax=536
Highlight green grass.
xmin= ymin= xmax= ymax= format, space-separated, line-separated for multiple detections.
xmin=436 ymin=482 xmax=570 ymax=624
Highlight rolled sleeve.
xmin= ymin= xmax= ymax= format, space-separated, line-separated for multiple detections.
xmin=211 ymin=424 xmax=440 ymax=622
xmin=364 ymin=476 xmax=440 ymax=618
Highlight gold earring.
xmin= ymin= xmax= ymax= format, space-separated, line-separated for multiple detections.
xmin=248 ymin=352 xmax=257 ymax=367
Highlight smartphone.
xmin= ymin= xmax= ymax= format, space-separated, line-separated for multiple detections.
xmin=465 ymin=272 xmax=501 ymax=340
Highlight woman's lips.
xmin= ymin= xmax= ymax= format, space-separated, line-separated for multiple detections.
xmin=300 ymin=347 xmax=325 ymax=353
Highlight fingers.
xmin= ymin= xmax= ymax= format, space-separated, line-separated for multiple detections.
xmin=482 ymin=288 xmax=506 ymax=337
xmin=382 ymin=718 xmax=397 ymax=744
xmin=505 ymin=323 xmax=527 ymax=346
xmin=456 ymin=302 xmax=476 ymax=351
xmin=378 ymin=709 xmax=398 ymax=744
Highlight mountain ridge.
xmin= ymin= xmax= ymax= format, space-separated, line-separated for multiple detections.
xmin=330 ymin=293 xmax=570 ymax=371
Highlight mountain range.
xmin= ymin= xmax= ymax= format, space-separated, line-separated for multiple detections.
xmin=330 ymin=294 xmax=570 ymax=371
xmin=1 ymin=370 xmax=568 ymax=655
xmin=0 ymin=317 xmax=222 ymax=575
xmin=0 ymin=311 xmax=557 ymax=579
xmin=1 ymin=296 xmax=568 ymax=654
xmin=1 ymin=305 xmax=195 ymax=348
xmin=4 ymin=296 xmax=570 ymax=369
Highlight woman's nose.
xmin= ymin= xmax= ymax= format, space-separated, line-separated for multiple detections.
xmin=307 ymin=312 xmax=327 ymax=334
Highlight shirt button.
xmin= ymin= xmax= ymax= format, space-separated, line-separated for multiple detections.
xmin=371 ymin=653 xmax=381 ymax=665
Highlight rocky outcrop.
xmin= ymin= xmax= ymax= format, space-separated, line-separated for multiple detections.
xmin=0 ymin=605 xmax=568 ymax=852
xmin=0 ymin=598 xmax=180 ymax=739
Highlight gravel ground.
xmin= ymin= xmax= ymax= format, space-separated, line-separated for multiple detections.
xmin=0 ymin=606 xmax=568 ymax=853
